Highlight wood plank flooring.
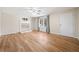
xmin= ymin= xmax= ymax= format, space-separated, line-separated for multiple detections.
xmin=0 ymin=31 xmax=79 ymax=52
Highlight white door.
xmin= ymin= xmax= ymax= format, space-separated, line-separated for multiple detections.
xmin=39 ymin=18 xmax=46 ymax=32
xmin=60 ymin=13 xmax=74 ymax=37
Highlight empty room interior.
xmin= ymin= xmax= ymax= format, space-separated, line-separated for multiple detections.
xmin=0 ymin=7 xmax=79 ymax=52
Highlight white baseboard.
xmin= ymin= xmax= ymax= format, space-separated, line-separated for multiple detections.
xmin=75 ymin=36 xmax=79 ymax=39
xmin=1 ymin=32 xmax=19 ymax=36
xmin=50 ymin=32 xmax=77 ymax=38
xmin=75 ymin=33 xmax=79 ymax=39
xmin=20 ymin=30 xmax=32 ymax=33
xmin=0 ymin=34 xmax=1 ymax=37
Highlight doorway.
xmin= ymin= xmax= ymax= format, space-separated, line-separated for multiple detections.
xmin=32 ymin=15 xmax=50 ymax=33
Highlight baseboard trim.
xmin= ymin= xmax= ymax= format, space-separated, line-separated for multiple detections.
xmin=0 ymin=32 xmax=20 ymax=36
xmin=49 ymin=32 xmax=78 ymax=39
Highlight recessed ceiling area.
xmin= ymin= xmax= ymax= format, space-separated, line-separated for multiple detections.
xmin=1 ymin=7 xmax=76 ymax=17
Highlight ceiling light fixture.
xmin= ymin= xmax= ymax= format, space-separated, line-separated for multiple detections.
xmin=27 ymin=7 xmax=42 ymax=15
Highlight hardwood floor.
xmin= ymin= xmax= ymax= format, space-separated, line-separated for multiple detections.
xmin=0 ymin=31 xmax=79 ymax=52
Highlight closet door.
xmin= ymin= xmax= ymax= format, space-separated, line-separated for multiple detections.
xmin=60 ymin=13 xmax=74 ymax=37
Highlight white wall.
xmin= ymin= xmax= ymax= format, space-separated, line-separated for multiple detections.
xmin=1 ymin=7 xmax=32 ymax=35
xmin=1 ymin=8 xmax=20 ymax=35
xmin=49 ymin=14 xmax=60 ymax=34
xmin=75 ymin=8 xmax=79 ymax=39
xmin=1 ymin=12 xmax=19 ymax=35
xmin=49 ymin=9 xmax=76 ymax=37
xmin=0 ymin=9 xmax=1 ymax=35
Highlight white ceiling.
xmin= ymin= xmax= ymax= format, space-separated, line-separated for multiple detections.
xmin=1 ymin=7 xmax=76 ymax=17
